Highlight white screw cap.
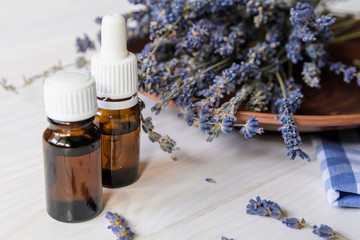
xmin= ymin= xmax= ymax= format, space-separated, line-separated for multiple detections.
xmin=91 ymin=13 xmax=138 ymax=100
xmin=44 ymin=71 xmax=98 ymax=122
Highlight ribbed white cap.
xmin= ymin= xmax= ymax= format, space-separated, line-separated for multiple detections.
xmin=91 ymin=13 xmax=138 ymax=100
xmin=44 ymin=71 xmax=98 ymax=122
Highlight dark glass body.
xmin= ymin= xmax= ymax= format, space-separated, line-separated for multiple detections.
xmin=42 ymin=117 xmax=102 ymax=222
xmin=95 ymin=99 xmax=140 ymax=188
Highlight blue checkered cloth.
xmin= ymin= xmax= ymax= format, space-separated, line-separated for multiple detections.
xmin=312 ymin=129 xmax=360 ymax=208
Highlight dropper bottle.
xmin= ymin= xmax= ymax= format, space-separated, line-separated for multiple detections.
xmin=91 ymin=14 xmax=140 ymax=188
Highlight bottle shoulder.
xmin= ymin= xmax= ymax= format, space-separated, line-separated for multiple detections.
xmin=95 ymin=104 xmax=140 ymax=125
xmin=43 ymin=123 xmax=101 ymax=149
xmin=95 ymin=104 xmax=140 ymax=135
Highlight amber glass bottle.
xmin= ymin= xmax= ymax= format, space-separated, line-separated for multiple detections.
xmin=43 ymin=71 xmax=102 ymax=222
xmin=43 ymin=118 xmax=102 ymax=222
xmin=95 ymin=99 xmax=140 ymax=187
xmin=91 ymin=14 xmax=141 ymax=188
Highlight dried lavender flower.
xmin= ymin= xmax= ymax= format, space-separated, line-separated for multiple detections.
xmin=205 ymin=178 xmax=216 ymax=183
xmin=221 ymin=237 xmax=234 ymax=240
xmin=221 ymin=116 xmax=236 ymax=135
xmin=239 ymin=116 xmax=264 ymax=139
xmin=313 ymin=225 xmax=336 ymax=238
xmin=141 ymin=111 xmax=178 ymax=153
xmin=76 ymin=34 xmax=95 ymax=53
xmin=302 ymin=62 xmax=321 ymax=88
xmin=282 ymin=217 xmax=302 ymax=229
xmin=344 ymin=66 xmax=356 ymax=83
xmin=246 ymin=197 xmax=348 ymax=240
xmin=106 ymin=211 xmax=135 ymax=240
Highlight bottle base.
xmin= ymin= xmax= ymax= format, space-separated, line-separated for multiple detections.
xmin=102 ymin=166 xmax=139 ymax=188
xmin=46 ymin=196 xmax=102 ymax=223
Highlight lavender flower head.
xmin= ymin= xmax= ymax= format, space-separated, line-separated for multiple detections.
xmin=221 ymin=237 xmax=234 ymax=240
xmin=290 ymin=3 xmax=317 ymax=42
xmin=221 ymin=116 xmax=236 ymax=135
xmin=106 ymin=212 xmax=134 ymax=240
xmin=282 ymin=217 xmax=302 ymax=229
xmin=178 ymin=104 xmax=195 ymax=126
xmin=112 ymin=227 xmax=135 ymax=240
xmin=184 ymin=20 xmax=210 ymax=49
xmin=313 ymin=224 xmax=335 ymax=238
xmin=246 ymin=196 xmax=283 ymax=219
xmin=76 ymin=34 xmax=95 ymax=53
xmin=199 ymin=107 xmax=213 ymax=134
xmin=302 ymin=62 xmax=321 ymax=88
xmin=344 ymin=66 xmax=356 ymax=83
xmin=240 ymin=116 xmax=264 ymax=138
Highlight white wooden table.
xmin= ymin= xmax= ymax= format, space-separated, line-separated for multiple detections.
xmin=1 ymin=1 xmax=359 ymax=239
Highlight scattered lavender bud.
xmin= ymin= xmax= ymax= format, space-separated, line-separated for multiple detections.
xmin=313 ymin=224 xmax=336 ymax=238
xmin=205 ymin=178 xmax=216 ymax=183
xmin=76 ymin=34 xmax=95 ymax=53
xmin=106 ymin=211 xmax=135 ymax=240
xmin=221 ymin=237 xmax=234 ymax=240
xmin=95 ymin=16 xmax=102 ymax=24
xmin=112 ymin=227 xmax=135 ymax=240
xmin=246 ymin=196 xmax=270 ymax=216
xmin=282 ymin=218 xmax=302 ymax=229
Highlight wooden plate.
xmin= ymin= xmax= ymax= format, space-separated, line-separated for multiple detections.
xmin=129 ymin=38 xmax=360 ymax=132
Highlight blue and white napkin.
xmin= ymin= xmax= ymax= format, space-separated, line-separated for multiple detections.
xmin=312 ymin=129 xmax=360 ymax=208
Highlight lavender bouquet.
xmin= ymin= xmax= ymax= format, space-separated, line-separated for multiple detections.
xmin=123 ymin=0 xmax=360 ymax=161
xmin=3 ymin=0 xmax=360 ymax=160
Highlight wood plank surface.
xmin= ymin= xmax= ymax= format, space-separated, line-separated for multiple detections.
xmin=1 ymin=1 xmax=360 ymax=240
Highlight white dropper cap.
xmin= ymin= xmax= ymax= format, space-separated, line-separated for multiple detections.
xmin=91 ymin=13 xmax=138 ymax=107
xmin=100 ymin=13 xmax=128 ymax=60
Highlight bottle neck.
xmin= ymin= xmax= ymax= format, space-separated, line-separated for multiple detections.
xmin=47 ymin=117 xmax=95 ymax=130
xmin=97 ymin=94 xmax=138 ymax=110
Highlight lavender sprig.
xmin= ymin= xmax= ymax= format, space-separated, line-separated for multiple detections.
xmin=330 ymin=62 xmax=360 ymax=85
xmin=140 ymin=99 xmax=178 ymax=153
xmin=105 ymin=212 xmax=135 ymax=240
xmin=275 ymin=72 xmax=310 ymax=161
xmin=0 ymin=61 xmax=79 ymax=93
xmin=246 ymin=196 xmax=348 ymax=240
